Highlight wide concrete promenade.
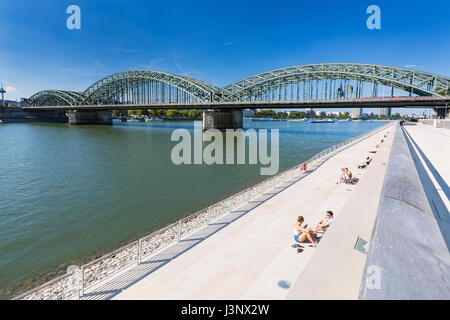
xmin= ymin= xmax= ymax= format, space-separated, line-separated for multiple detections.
xmin=287 ymin=126 xmax=394 ymax=300
xmin=96 ymin=125 xmax=393 ymax=300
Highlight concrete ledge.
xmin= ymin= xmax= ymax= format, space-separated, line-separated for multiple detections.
xmin=286 ymin=124 xmax=395 ymax=299
xmin=420 ymin=119 xmax=450 ymax=130
xmin=360 ymin=124 xmax=450 ymax=299
xmin=0 ymin=107 xmax=68 ymax=123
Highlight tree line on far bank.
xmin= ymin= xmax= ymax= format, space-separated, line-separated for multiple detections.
xmin=113 ymin=108 xmax=429 ymax=120
xmin=249 ymin=110 xmax=405 ymax=120
xmin=113 ymin=109 xmax=203 ymax=118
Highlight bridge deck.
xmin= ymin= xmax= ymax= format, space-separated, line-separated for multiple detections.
xmin=23 ymin=96 xmax=450 ymax=111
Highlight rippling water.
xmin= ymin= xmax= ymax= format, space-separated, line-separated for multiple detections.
xmin=0 ymin=119 xmax=387 ymax=298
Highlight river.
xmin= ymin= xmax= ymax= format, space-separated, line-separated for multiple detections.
xmin=0 ymin=119 xmax=387 ymax=298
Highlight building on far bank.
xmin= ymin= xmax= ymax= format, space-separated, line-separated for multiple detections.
xmin=352 ymin=107 xmax=362 ymax=119
xmin=380 ymin=107 xmax=392 ymax=117
xmin=3 ymin=99 xmax=21 ymax=107
xmin=327 ymin=111 xmax=342 ymax=117
xmin=315 ymin=111 xmax=326 ymax=117
xmin=360 ymin=112 xmax=375 ymax=119
xmin=305 ymin=108 xmax=315 ymax=117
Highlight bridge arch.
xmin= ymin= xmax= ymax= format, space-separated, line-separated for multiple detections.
xmin=27 ymin=90 xmax=84 ymax=106
xmin=81 ymin=70 xmax=224 ymax=105
xmin=221 ymin=63 xmax=450 ymax=101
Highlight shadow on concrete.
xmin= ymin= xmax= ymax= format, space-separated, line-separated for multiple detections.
xmin=402 ymin=127 xmax=450 ymax=251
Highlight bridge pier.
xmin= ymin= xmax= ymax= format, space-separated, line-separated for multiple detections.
xmin=68 ymin=110 xmax=113 ymax=125
xmin=435 ymin=106 xmax=448 ymax=119
xmin=202 ymin=109 xmax=243 ymax=130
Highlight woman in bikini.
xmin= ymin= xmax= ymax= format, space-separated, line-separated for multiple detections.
xmin=337 ymin=168 xmax=353 ymax=184
xmin=293 ymin=216 xmax=318 ymax=246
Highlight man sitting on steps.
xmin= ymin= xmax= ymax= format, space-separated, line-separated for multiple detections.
xmin=314 ymin=211 xmax=334 ymax=233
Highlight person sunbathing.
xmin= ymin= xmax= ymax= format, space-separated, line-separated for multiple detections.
xmin=342 ymin=168 xmax=359 ymax=184
xmin=358 ymin=156 xmax=372 ymax=168
xmin=337 ymin=168 xmax=345 ymax=183
xmin=314 ymin=211 xmax=334 ymax=232
xmin=293 ymin=216 xmax=318 ymax=246
xmin=375 ymin=139 xmax=384 ymax=149
xmin=345 ymin=177 xmax=359 ymax=184
xmin=337 ymin=168 xmax=353 ymax=184
xmin=369 ymin=140 xmax=384 ymax=153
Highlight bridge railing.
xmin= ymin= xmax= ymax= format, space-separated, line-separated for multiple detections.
xmin=13 ymin=121 xmax=393 ymax=300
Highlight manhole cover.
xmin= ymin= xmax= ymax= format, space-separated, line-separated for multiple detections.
xmin=278 ymin=280 xmax=291 ymax=289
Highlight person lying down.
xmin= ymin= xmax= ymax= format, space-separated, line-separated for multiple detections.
xmin=369 ymin=140 xmax=384 ymax=153
xmin=358 ymin=156 xmax=372 ymax=169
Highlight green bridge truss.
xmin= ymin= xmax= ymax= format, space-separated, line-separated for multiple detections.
xmin=26 ymin=63 xmax=450 ymax=107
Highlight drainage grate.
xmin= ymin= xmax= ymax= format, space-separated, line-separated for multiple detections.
xmin=354 ymin=236 xmax=370 ymax=255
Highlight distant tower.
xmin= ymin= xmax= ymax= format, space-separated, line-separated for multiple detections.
xmin=352 ymin=108 xmax=362 ymax=119
xmin=0 ymin=83 xmax=5 ymax=103
xmin=380 ymin=107 xmax=392 ymax=117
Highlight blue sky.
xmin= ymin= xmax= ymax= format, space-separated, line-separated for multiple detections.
xmin=1 ymin=0 xmax=449 ymax=115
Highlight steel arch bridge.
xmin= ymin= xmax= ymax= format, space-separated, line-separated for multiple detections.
xmin=25 ymin=63 xmax=450 ymax=107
